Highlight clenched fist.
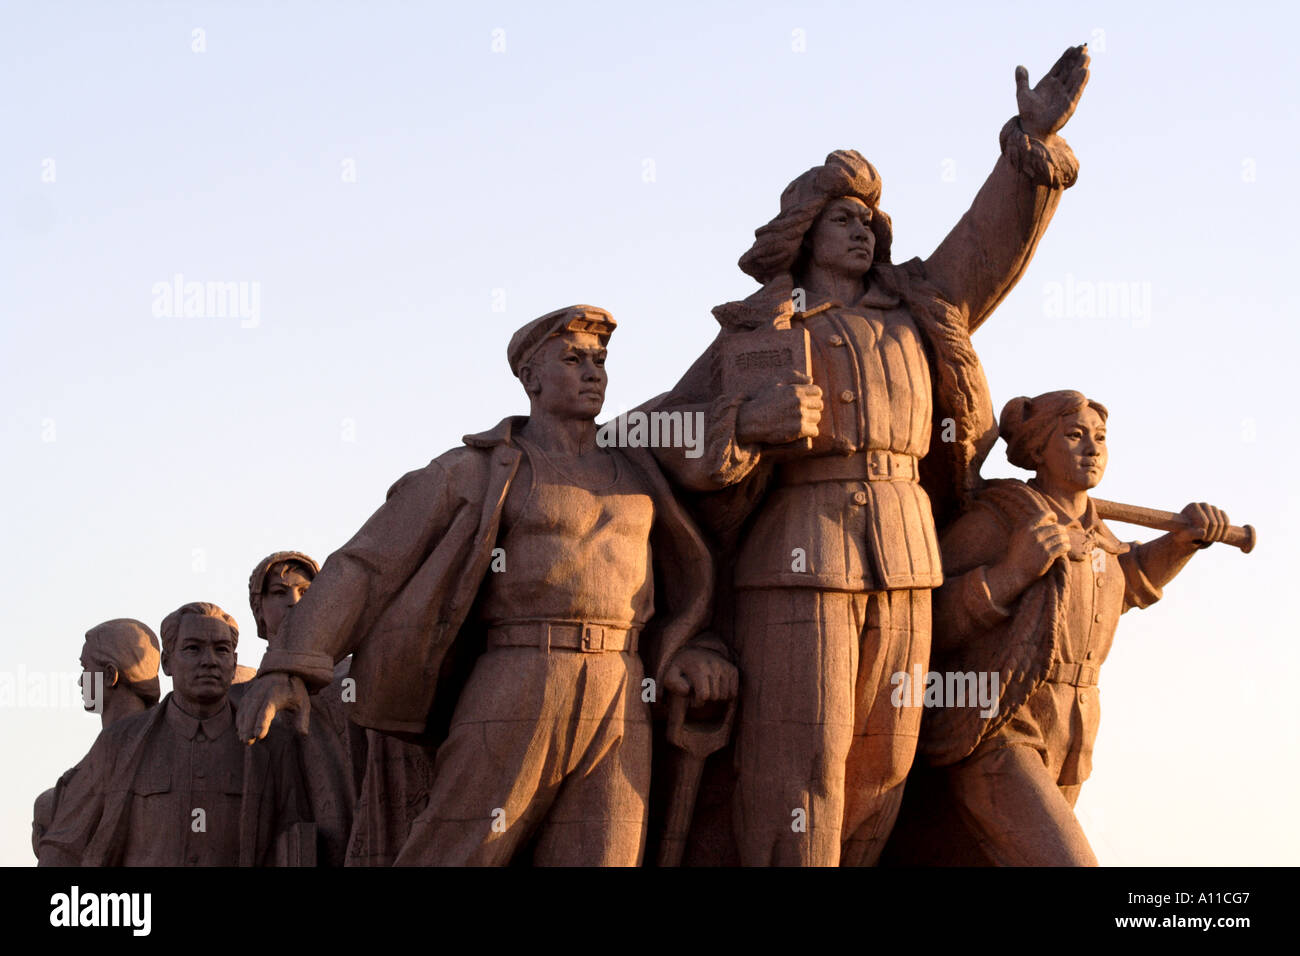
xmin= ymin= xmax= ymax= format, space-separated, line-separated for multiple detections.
xmin=664 ymin=647 xmax=739 ymax=708
xmin=1172 ymin=501 xmax=1231 ymax=550
xmin=987 ymin=512 xmax=1072 ymax=606
xmin=736 ymin=372 xmax=823 ymax=446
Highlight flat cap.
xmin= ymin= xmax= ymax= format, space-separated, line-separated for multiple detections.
xmin=83 ymin=619 xmax=162 ymax=705
xmin=507 ymin=305 xmax=616 ymax=378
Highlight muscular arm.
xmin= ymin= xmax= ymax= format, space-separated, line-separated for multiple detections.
xmin=1118 ymin=501 xmax=1232 ymax=612
xmin=923 ymin=45 xmax=1089 ymax=333
xmin=922 ymin=121 xmax=1078 ymax=334
xmin=258 ymin=460 xmax=460 ymax=689
xmin=1121 ymin=534 xmax=1198 ymax=612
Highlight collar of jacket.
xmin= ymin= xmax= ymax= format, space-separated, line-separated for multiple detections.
xmin=798 ymin=281 xmax=902 ymax=317
xmin=712 ymin=269 xmax=903 ymax=331
xmin=1024 ymin=481 xmax=1129 ymax=555
xmin=165 ymin=695 xmax=235 ymax=740
xmin=462 ymin=415 xmax=528 ymax=450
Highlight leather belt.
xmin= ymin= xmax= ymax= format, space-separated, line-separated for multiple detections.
xmin=486 ymin=621 xmax=639 ymax=654
xmin=1046 ymin=660 xmax=1100 ymax=687
xmin=779 ymin=450 xmax=919 ymax=484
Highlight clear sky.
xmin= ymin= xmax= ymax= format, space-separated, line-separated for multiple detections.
xmin=2 ymin=0 xmax=1297 ymax=866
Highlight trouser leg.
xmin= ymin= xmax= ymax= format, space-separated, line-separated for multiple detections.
xmin=840 ymin=588 xmax=931 ymax=866
xmin=531 ymin=653 xmax=651 ymax=866
xmin=732 ymin=588 xmax=862 ymax=866
xmin=946 ymin=744 xmax=1099 ymax=866
xmin=395 ymin=648 xmax=561 ymax=866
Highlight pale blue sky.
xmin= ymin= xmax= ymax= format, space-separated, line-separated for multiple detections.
xmin=3 ymin=0 xmax=1297 ymax=865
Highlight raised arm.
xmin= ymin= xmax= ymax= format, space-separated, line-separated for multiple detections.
xmin=923 ymin=44 xmax=1090 ymax=334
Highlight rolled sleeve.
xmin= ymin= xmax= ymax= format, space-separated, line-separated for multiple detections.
xmin=1120 ymin=546 xmax=1164 ymax=612
xmin=257 ymin=649 xmax=336 ymax=687
xmin=703 ymin=393 xmax=763 ymax=488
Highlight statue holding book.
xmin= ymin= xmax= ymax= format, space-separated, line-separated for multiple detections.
xmin=648 ymin=44 xmax=1095 ymax=865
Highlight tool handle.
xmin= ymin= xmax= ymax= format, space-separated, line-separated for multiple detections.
xmin=1092 ymin=497 xmax=1255 ymax=554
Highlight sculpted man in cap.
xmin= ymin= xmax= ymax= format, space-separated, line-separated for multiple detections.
xmin=648 ymin=46 xmax=1091 ymax=865
xmin=913 ymin=391 xmax=1232 ymax=865
xmin=246 ymin=551 xmax=363 ymax=867
xmin=39 ymin=602 xmax=305 ymax=866
xmin=32 ymin=619 xmax=161 ymax=856
xmin=238 ymin=305 xmax=735 ymax=865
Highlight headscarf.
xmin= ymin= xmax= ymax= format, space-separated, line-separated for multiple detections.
xmin=1000 ymin=390 xmax=1108 ymax=471
xmin=737 ymin=149 xmax=894 ymax=284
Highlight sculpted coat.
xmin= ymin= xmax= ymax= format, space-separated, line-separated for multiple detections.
xmin=257 ymin=415 xmax=717 ymax=863
xmin=38 ymin=694 xmax=305 ymax=866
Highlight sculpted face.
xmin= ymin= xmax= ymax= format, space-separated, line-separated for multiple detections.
xmin=164 ymin=614 xmax=237 ymax=707
xmin=522 ymin=330 xmax=608 ymax=421
xmin=261 ymin=564 xmax=312 ymax=643
xmin=1037 ymin=406 xmax=1108 ymax=492
xmin=808 ymin=197 xmax=875 ymax=280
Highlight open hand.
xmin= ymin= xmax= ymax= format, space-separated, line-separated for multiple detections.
xmin=1016 ymin=44 xmax=1090 ymax=140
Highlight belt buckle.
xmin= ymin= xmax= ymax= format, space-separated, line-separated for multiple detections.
xmin=581 ymin=623 xmax=605 ymax=653
xmin=1080 ymin=663 xmax=1098 ymax=685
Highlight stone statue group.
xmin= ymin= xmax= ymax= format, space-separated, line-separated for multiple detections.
xmin=33 ymin=45 xmax=1249 ymax=867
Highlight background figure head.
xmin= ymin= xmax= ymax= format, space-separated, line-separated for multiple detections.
xmin=1000 ymin=390 xmax=1110 ymax=493
xmin=160 ymin=602 xmax=239 ymax=715
xmin=79 ymin=618 xmax=161 ymax=723
xmin=248 ymin=550 xmax=319 ymax=644
xmin=738 ymin=149 xmax=894 ymax=287
xmin=508 ymin=305 xmax=616 ymax=422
